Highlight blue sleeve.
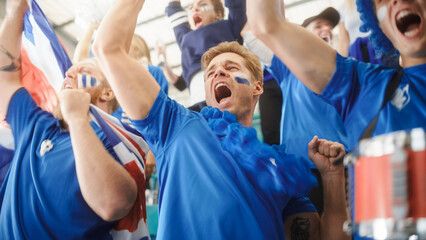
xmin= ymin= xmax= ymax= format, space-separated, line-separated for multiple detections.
xmin=6 ymin=88 xmax=52 ymax=141
xmin=282 ymin=196 xmax=317 ymax=221
xmin=266 ymin=55 xmax=290 ymax=85
xmin=148 ymin=65 xmax=169 ymax=95
xmin=225 ymin=0 xmax=247 ymax=40
xmin=165 ymin=1 xmax=191 ymax=47
xmin=130 ymin=90 xmax=199 ymax=156
xmin=319 ymin=53 xmax=396 ymax=121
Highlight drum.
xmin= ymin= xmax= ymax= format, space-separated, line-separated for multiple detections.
xmin=344 ymin=128 xmax=426 ymax=239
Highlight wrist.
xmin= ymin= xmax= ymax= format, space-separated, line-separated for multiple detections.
xmin=65 ymin=115 xmax=90 ymax=128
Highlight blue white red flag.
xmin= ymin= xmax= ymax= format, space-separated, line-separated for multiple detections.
xmin=0 ymin=1 xmax=151 ymax=239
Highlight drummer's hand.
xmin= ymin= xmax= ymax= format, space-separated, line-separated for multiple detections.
xmin=308 ymin=136 xmax=345 ymax=175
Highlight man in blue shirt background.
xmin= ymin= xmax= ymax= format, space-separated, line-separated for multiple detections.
xmin=0 ymin=0 xmax=138 ymax=238
xmin=93 ymin=0 xmax=350 ymax=239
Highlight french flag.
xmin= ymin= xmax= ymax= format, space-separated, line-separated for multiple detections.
xmin=0 ymin=1 xmax=151 ymax=239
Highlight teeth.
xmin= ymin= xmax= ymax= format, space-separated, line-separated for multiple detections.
xmin=405 ymin=28 xmax=419 ymax=37
xmin=397 ymin=10 xmax=413 ymax=21
xmin=215 ymin=83 xmax=227 ymax=90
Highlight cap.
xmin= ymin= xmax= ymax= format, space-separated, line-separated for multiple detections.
xmin=301 ymin=7 xmax=340 ymax=29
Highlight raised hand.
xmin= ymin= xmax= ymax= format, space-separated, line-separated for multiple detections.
xmin=59 ymin=89 xmax=91 ymax=123
xmin=308 ymin=136 xmax=345 ymax=175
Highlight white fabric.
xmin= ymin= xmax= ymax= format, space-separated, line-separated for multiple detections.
xmin=338 ymin=1 xmax=370 ymax=44
xmin=189 ymin=70 xmax=206 ymax=105
xmin=242 ymin=31 xmax=274 ymax=67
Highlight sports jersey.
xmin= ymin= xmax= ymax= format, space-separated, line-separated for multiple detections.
xmin=165 ymin=0 xmax=246 ymax=87
xmin=267 ymin=56 xmax=349 ymax=166
xmin=0 ymin=89 xmax=118 ymax=239
xmin=131 ymin=90 xmax=316 ymax=239
xmin=320 ymin=54 xmax=426 ymax=150
xmin=147 ymin=65 xmax=169 ymax=95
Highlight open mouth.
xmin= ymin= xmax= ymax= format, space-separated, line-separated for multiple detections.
xmin=193 ymin=15 xmax=203 ymax=28
xmin=320 ymin=33 xmax=331 ymax=44
xmin=215 ymin=83 xmax=231 ymax=104
xmin=396 ymin=10 xmax=422 ymax=37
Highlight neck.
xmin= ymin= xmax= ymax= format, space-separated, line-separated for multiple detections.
xmin=401 ymin=54 xmax=426 ymax=68
xmin=95 ymin=101 xmax=113 ymax=114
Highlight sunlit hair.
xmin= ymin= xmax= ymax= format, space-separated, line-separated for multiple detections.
xmin=211 ymin=0 xmax=225 ymax=19
xmin=201 ymin=41 xmax=263 ymax=84
xmin=356 ymin=0 xmax=396 ymax=54
xmin=130 ymin=34 xmax=152 ymax=65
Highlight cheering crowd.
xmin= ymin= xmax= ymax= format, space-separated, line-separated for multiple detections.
xmin=0 ymin=0 xmax=425 ymax=239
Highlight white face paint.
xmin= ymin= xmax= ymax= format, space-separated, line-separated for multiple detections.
xmin=377 ymin=5 xmax=388 ymax=22
xmin=201 ymin=5 xmax=212 ymax=12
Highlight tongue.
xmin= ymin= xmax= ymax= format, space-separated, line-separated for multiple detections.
xmin=218 ymin=96 xmax=231 ymax=104
xmin=405 ymin=23 xmax=419 ymax=33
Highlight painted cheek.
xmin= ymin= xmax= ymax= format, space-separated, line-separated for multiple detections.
xmin=377 ymin=5 xmax=388 ymax=22
xmin=77 ymin=74 xmax=100 ymax=88
xmin=201 ymin=6 xmax=212 ymax=12
xmin=233 ymin=72 xmax=251 ymax=86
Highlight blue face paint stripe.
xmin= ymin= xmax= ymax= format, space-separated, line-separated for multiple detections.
xmin=90 ymin=77 xmax=97 ymax=87
xmin=235 ymin=76 xmax=250 ymax=86
xmin=82 ymin=74 xmax=87 ymax=87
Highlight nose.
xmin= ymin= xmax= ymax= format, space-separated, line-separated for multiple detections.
xmin=393 ymin=0 xmax=409 ymax=5
xmin=214 ymin=67 xmax=229 ymax=79
xmin=65 ymin=69 xmax=76 ymax=79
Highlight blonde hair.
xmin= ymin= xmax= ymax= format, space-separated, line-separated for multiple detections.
xmin=201 ymin=41 xmax=263 ymax=84
xmin=130 ymin=34 xmax=152 ymax=65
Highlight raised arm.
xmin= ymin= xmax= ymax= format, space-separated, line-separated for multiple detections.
xmin=308 ymin=136 xmax=350 ymax=240
xmin=93 ymin=0 xmax=160 ymax=120
xmin=0 ymin=0 xmax=27 ymax=114
xmin=73 ymin=22 xmax=99 ymax=63
xmin=246 ymin=0 xmax=336 ymax=94
xmin=60 ymin=89 xmax=137 ymax=221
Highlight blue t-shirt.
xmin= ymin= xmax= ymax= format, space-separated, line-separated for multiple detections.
xmin=321 ymin=54 xmax=426 ymax=150
xmin=131 ymin=90 xmax=315 ymax=239
xmin=0 ymin=89 xmax=118 ymax=239
xmin=148 ymin=65 xmax=169 ymax=95
xmin=165 ymin=0 xmax=246 ymax=86
xmin=267 ymin=56 xmax=349 ymax=166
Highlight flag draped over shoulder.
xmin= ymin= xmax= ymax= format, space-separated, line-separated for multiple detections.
xmin=0 ymin=1 xmax=151 ymax=239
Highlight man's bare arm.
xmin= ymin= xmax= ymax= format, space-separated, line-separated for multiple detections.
xmin=93 ymin=0 xmax=160 ymax=120
xmin=309 ymin=137 xmax=350 ymax=240
xmin=0 ymin=0 xmax=28 ymax=114
xmin=60 ymin=89 xmax=137 ymax=221
xmin=246 ymin=0 xmax=336 ymax=94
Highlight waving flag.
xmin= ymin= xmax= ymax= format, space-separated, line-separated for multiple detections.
xmin=0 ymin=1 xmax=151 ymax=239
xmin=90 ymin=106 xmax=150 ymax=240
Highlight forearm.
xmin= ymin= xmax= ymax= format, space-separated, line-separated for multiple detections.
xmin=68 ymin=118 xmax=137 ymax=221
xmin=320 ymin=172 xmax=350 ymax=240
xmin=93 ymin=0 xmax=160 ymax=120
xmin=73 ymin=24 xmax=97 ymax=63
xmin=247 ymin=0 xmax=335 ymax=94
xmin=95 ymin=0 xmax=143 ymax=55
xmin=0 ymin=5 xmax=26 ymax=114
xmin=160 ymin=65 xmax=180 ymax=84
xmin=337 ymin=22 xmax=349 ymax=57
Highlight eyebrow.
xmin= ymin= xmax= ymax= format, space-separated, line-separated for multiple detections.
xmin=206 ymin=60 xmax=242 ymax=75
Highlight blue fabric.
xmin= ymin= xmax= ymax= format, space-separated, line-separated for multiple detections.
xmin=165 ymin=0 xmax=246 ymax=86
xmin=0 ymin=146 xmax=13 ymax=187
xmin=348 ymin=37 xmax=382 ymax=64
xmin=131 ymin=90 xmax=316 ymax=239
xmin=148 ymin=65 xmax=169 ymax=95
xmin=321 ymin=53 xmax=426 ymax=151
xmin=267 ymin=56 xmax=349 ymax=167
xmin=0 ymin=89 xmax=118 ymax=239
xmin=355 ymin=0 xmax=395 ymax=54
